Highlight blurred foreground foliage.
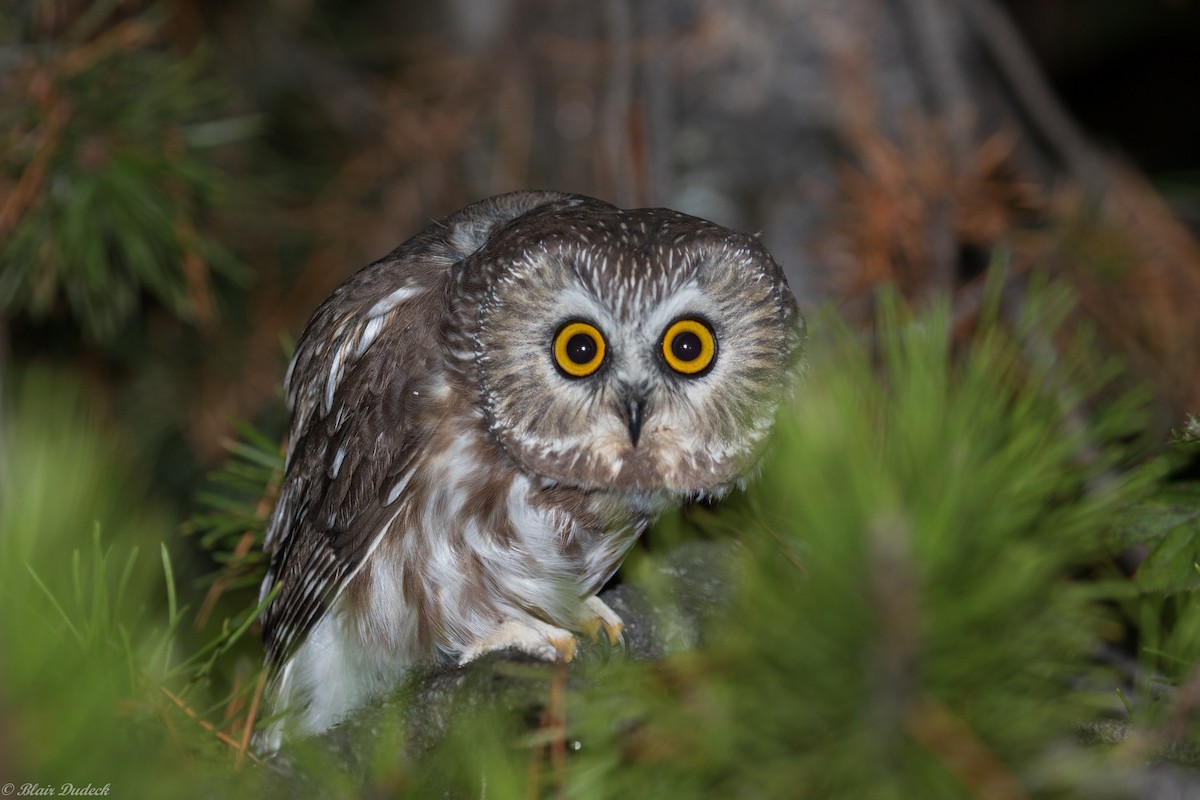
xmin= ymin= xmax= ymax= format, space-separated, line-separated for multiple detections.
xmin=5 ymin=282 xmax=1200 ymax=798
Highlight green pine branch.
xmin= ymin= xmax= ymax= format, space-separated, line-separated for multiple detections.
xmin=0 ymin=3 xmax=249 ymax=342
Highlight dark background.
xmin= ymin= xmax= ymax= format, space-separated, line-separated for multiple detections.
xmin=1008 ymin=0 xmax=1200 ymax=182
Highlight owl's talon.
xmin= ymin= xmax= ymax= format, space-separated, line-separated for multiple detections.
xmin=460 ymin=618 xmax=577 ymax=666
xmin=580 ymin=616 xmax=604 ymax=644
xmin=580 ymin=595 xmax=624 ymax=647
xmin=548 ymin=632 xmax=578 ymax=662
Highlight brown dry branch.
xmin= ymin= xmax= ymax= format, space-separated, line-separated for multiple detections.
xmin=150 ymin=688 xmax=190 ymax=767
xmin=0 ymin=73 xmax=68 ymax=240
xmin=832 ymin=116 xmax=1200 ymax=417
xmin=195 ymin=530 xmax=257 ymax=630
xmin=174 ymin=215 xmax=216 ymax=328
xmin=56 ymin=17 xmax=161 ymax=79
xmin=224 ymin=672 xmax=246 ymax=731
xmin=194 ymin=442 xmax=280 ymax=632
xmin=160 ymin=686 xmax=261 ymax=765
xmin=906 ymin=695 xmax=1030 ymax=800
xmin=763 ymin=522 xmax=809 ymax=574
xmin=831 ymin=122 xmax=1045 ymax=305
xmin=1062 ymin=164 xmax=1200 ymax=414
xmin=526 ymin=661 xmax=570 ymax=800
xmin=237 ymin=670 xmax=267 ymax=768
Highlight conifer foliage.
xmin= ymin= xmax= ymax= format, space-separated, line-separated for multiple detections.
xmin=0 ymin=3 xmax=240 ymax=341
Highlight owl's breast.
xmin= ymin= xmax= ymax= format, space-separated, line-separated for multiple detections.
xmin=350 ymin=418 xmax=652 ymax=658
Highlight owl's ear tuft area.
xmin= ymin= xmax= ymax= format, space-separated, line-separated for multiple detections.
xmin=445 ymin=191 xmax=609 ymax=261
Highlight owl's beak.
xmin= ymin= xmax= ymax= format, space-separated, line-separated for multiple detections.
xmin=624 ymin=395 xmax=645 ymax=447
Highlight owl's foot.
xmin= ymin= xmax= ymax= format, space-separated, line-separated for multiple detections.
xmin=460 ymin=618 xmax=577 ymax=666
xmin=579 ymin=595 xmax=624 ymax=646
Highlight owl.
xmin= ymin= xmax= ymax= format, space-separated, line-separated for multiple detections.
xmin=257 ymin=191 xmax=804 ymax=749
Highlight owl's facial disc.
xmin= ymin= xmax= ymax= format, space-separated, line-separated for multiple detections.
xmin=469 ymin=205 xmax=803 ymax=495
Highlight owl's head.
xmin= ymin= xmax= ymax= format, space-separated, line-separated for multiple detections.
xmin=449 ymin=194 xmax=804 ymax=497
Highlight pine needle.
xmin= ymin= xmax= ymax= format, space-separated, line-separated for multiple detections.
xmin=160 ymin=686 xmax=260 ymax=764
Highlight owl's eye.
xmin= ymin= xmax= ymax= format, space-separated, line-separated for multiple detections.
xmin=661 ymin=318 xmax=716 ymax=376
xmin=553 ymin=321 xmax=607 ymax=378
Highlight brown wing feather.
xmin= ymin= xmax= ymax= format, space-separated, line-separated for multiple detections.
xmin=259 ymin=191 xmax=589 ymax=669
xmin=260 ymin=305 xmax=436 ymax=668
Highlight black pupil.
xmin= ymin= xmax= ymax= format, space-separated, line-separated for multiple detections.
xmin=566 ymin=332 xmax=597 ymax=364
xmin=671 ymin=331 xmax=703 ymax=362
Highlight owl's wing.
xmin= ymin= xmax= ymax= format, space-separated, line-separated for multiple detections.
xmin=258 ymin=282 xmax=437 ymax=669
xmin=259 ymin=190 xmax=596 ymax=669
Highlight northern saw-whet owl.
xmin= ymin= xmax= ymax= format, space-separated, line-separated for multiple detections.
xmin=257 ymin=191 xmax=804 ymax=749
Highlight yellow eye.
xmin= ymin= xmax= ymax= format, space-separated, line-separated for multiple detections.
xmin=553 ymin=321 xmax=606 ymax=378
xmin=662 ymin=318 xmax=716 ymax=376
